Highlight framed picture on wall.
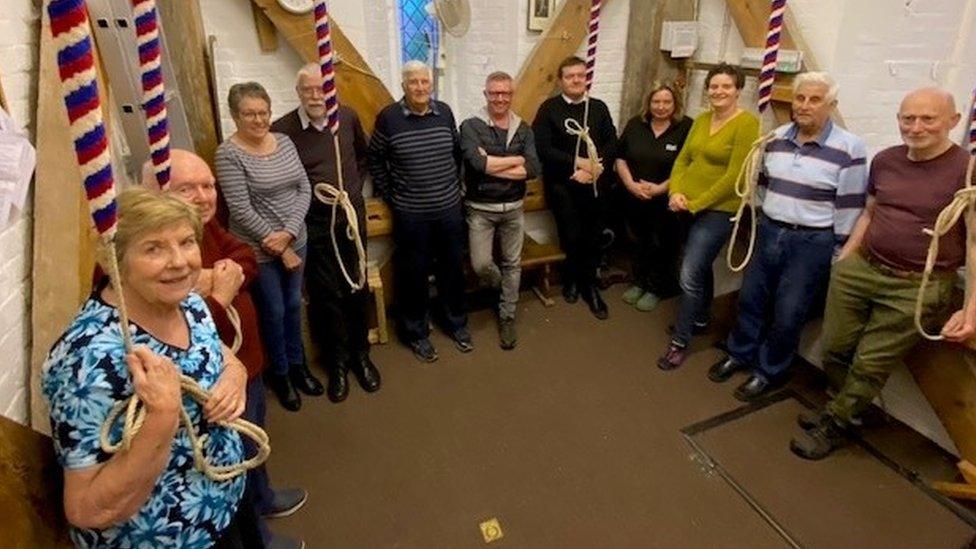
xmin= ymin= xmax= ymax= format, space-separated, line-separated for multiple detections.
xmin=528 ymin=0 xmax=555 ymax=32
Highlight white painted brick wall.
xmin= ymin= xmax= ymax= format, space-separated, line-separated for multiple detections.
xmin=696 ymin=0 xmax=976 ymax=154
xmin=0 ymin=0 xmax=38 ymax=425
xmin=203 ymin=0 xmax=631 ymax=132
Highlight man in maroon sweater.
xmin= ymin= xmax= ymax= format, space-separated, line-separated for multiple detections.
xmin=149 ymin=149 xmax=307 ymax=548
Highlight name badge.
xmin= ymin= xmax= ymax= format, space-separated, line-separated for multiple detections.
xmin=665 ymin=143 xmax=678 ymax=151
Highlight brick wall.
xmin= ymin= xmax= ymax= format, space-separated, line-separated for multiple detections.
xmin=695 ymin=0 xmax=976 ymax=154
xmin=0 ymin=0 xmax=39 ymax=424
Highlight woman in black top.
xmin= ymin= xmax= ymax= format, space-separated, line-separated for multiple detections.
xmin=615 ymin=82 xmax=693 ymax=311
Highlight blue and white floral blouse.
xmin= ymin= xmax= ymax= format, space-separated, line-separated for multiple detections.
xmin=42 ymin=291 xmax=245 ymax=548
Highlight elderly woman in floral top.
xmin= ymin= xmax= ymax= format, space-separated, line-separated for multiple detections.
xmin=42 ymin=189 xmax=256 ymax=547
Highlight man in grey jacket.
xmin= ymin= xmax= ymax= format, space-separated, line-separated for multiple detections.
xmin=460 ymin=71 xmax=541 ymax=349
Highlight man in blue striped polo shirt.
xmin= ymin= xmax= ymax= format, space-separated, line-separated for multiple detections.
xmin=708 ymin=72 xmax=869 ymax=401
xmin=368 ymin=60 xmax=472 ymax=363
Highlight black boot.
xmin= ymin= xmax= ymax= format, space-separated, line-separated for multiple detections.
xmin=581 ymin=285 xmax=608 ymax=320
xmin=289 ymin=363 xmax=324 ymax=396
xmin=327 ymin=360 xmax=350 ymax=403
xmin=351 ymin=352 xmax=381 ymax=393
xmin=268 ymin=373 xmax=301 ymax=412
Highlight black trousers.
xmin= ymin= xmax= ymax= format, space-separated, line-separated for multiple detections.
xmin=214 ymin=485 xmax=265 ymax=549
xmin=624 ymin=193 xmax=690 ymax=298
xmin=392 ymin=206 xmax=468 ymax=342
xmin=306 ymin=213 xmax=371 ymax=367
xmin=547 ymin=181 xmax=603 ymax=288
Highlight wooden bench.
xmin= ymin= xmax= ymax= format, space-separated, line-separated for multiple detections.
xmin=363 ymin=178 xmax=565 ymax=342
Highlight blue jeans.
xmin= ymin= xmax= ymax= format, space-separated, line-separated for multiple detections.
xmin=252 ymin=246 xmax=307 ymax=376
xmin=726 ymin=217 xmax=834 ymax=381
xmin=673 ymin=210 xmax=734 ymax=346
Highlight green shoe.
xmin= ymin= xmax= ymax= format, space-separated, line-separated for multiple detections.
xmin=635 ymin=292 xmax=661 ymax=312
xmin=622 ymin=285 xmax=644 ymax=305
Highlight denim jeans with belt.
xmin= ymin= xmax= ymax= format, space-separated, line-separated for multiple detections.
xmin=726 ymin=217 xmax=834 ymax=381
xmin=672 ymin=210 xmax=734 ymax=346
xmin=252 ymin=245 xmax=307 ymax=376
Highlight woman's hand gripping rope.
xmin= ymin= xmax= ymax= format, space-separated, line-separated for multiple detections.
xmin=100 ymin=347 xmax=271 ymax=483
xmin=915 ymin=154 xmax=976 ymax=341
xmin=726 ymin=131 xmax=778 ymax=272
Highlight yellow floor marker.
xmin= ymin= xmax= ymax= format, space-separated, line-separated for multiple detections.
xmin=479 ymin=518 xmax=504 ymax=543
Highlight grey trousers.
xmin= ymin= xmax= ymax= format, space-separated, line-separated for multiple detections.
xmin=467 ymin=206 xmax=524 ymax=320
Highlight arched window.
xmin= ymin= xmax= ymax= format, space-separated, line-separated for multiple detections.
xmin=397 ymin=0 xmax=438 ymax=64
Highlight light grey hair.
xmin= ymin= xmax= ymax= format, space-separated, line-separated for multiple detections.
xmin=793 ymin=71 xmax=839 ymax=103
xmin=295 ymin=63 xmax=322 ymax=88
xmin=402 ymin=60 xmax=432 ymax=81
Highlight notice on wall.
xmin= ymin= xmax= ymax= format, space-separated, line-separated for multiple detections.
xmin=0 ymin=107 xmax=35 ymax=230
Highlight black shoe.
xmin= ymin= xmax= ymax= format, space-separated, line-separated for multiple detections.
xmin=289 ymin=363 xmax=324 ymax=396
xmin=708 ymin=356 xmax=746 ymax=383
xmin=450 ymin=327 xmax=475 ymax=353
xmin=562 ymin=282 xmax=579 ymax=304
xmin=327 ymin=361 xmax=350 ymax=403
xmin=351 ymin=352 xmax=381 ymax=392
xmin=581 ymin=286 xmax=609 ymax=320
xmin=410 ymin=338 xmax=439 ymax=363
xmin=733 ymin=374 xmax=786 ymax=402
xmin=790 ymin=415 xmax=848 ymax=460
xmin=268 ymin=373 xmax=301 ymax=412
xmin=264 ymin=487 xmax=308 ymax=519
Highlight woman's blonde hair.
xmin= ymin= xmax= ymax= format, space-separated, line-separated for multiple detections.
xmin=98 ymin=187 xmax=203 ymax=272
xmin=641 ymin=81 xmax=683 ymax=123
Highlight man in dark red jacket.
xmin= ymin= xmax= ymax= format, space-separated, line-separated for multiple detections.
xmin=151 ymin=149 xmax=308 ymax=549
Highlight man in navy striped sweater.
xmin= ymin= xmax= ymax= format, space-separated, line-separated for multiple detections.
xmin=708 ymin=72 xmax=869 ymax=401
xmin=368 ymin=60 xmax=472 ymax=362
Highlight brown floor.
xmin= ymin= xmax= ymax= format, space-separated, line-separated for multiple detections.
xmin=264 ymin=286 xmax=975 ymax=548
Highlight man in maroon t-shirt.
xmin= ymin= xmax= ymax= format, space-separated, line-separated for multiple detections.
xmin=791 ymin=88 xmax=976 ymax=460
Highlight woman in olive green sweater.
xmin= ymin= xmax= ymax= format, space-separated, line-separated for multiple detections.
xmin=658 ymin=63 xmax=760 ymax=371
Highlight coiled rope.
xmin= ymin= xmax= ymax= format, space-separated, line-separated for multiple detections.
xmin=726 ymin=131 xmax=778 ymax=272
xmin=725 ymin=0 xmax=786 ymax=271
xmin=312 ymin=0 xmax=366 ymax=290
xmin=914 ymin=154 xmax=976 ymax=340
xmin=49 ymin=0 xmax=269 ymax=481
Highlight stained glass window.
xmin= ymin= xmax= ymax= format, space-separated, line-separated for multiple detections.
xmin=398 ymin=0 xmax=438 ymax=65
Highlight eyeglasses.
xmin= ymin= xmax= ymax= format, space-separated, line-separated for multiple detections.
xmin=239 ymin=110 xmax=271 ymax=121
xmin=486 ymin=91 xmax=513 ymax=98
xmin=299 ymin=85 xmax=325 ymax=97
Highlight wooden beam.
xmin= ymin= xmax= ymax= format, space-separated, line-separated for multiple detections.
xmin=0 ymin=416 xmax=72 ymax=546
xmin=513 ymin=0 xmax=614 ymax=124
xmin=30 ymin=11 xmax=102 ymax=431
xmin=619 ymin=0 xmax=694 ymax=123
xmin=251 ymin=0 xmax=393 ymax=135
xmin=906 ymin=342 xmax=976 ymax=464
xmin=722 ymin=0 xmax=843 ymax=126
xmin=251 ymin=3 xmax=279 ymax=53
xmin=157 ymin=0 xmax=221 ymax=166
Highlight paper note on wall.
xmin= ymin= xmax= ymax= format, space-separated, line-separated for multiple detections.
xmin=0 ymin=107 xmax=35 ymax=229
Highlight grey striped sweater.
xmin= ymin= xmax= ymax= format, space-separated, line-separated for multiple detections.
xmin=215 ymin=133 xmax=311 ymax=262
